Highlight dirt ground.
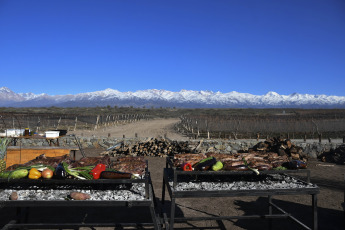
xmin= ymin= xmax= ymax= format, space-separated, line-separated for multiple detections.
xmin=1 ymin=118 xmax=344 ymax=230
xmin=69 ymin=118 xmax=186 ymax=141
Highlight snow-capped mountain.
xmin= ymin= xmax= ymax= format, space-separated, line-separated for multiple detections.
xmin=0 ymin=87 xmax=344 ymax=108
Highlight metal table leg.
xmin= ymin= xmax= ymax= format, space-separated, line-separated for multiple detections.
xmin=312 ymin=194 xmax=318 ymax=230
xmin=169 ymin=197 xmax=176 ymax=230
xmin=162 ymin=175 xmax=166 ymax=205
xmin=268 ymin=195 xmax=273 ymax=230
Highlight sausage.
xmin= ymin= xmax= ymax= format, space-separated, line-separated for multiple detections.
xmin=100 ymin=171 xmax=132 ymax=179
xmin=255 ymin=165 xmax=272 ymax=171
xmin=223 ymin=165 xmax=249 ymax=171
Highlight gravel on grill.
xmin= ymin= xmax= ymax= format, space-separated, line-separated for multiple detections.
xmin=0 ymin=183 xmax=146 ymax=201
xmin=169 ymin=174 xmax=317 ymax=191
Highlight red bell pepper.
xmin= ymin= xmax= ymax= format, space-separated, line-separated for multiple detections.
xmin=90 ymin=164 xmax=106 ymax=179
xmin=182 ymin=163 xmax=193 ymax=171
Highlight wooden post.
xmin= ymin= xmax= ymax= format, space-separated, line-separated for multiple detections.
xmin=56 ymin=117 xmax=61 ymax=130
xmin=318 ymin=133 xmax=322 ymax=143
xmin=328 ymin=137 xmax=331 ymax=143
xmin=108 ymin=133 xmax=111 ymax=138
xmin=74 ymin=117 xmax=77 ymax=131
xmin=343 ymin=136 xmax=345 ymax=143
xmin=36 ymin=116 xmax=40 ymax=132
xmin=94 ymin=115 xmax=100 ymax=130
xmin=123 ymin=134 xmax=125 ymax=139
xmin=304 ymin=133 xmax=307 ymax=142
xmin=135 ymin=133 xmax=138 ymax=138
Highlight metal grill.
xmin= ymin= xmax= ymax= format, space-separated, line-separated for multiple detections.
xmin=0 ymin=162 xmax=162 ymax=229
xmin=161 ymin=157 xmax=320 ymax=230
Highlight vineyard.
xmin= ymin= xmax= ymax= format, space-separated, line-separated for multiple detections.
xmin=177 ymin=109 xmax=345 ymax=140
xmin=0 ymin=107 xmax=155 ymax=133
xmin=1 ymin=107 xmax=345 ymax=140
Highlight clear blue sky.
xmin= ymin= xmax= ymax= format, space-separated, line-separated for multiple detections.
xmin=1 ymin=0 xmax=345 ymax=96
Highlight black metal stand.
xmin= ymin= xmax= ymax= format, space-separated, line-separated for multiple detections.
xmin=0 ymin=168 xmax=162 ymax=229
xmin=161 ymin=157 xmax=319 ymax=230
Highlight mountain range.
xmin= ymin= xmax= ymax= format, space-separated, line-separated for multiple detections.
xmin=1 ymin=87 xmax=344 ymax=108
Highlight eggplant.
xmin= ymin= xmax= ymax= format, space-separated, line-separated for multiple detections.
xmin=283 ymin=160 xmax=307 ymax=169
xmin=54 ymin=163 xmax=67 ymax=179
xmin=193 ymin=157 xmax=217 ymax=171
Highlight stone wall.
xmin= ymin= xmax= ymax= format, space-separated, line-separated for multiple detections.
xmin=12 ymin=136 xmax=344 ymax=159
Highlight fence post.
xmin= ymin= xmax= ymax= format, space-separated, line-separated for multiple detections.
xmin=74 ymin=117 xmax=77 ymax=131
xmin=343 ymin=136 xmax=345 ymax=143
xmin=318 ymin=133 xmax=322 ymax=143
xmin=304 ymin=133 xmax=307 ymax=142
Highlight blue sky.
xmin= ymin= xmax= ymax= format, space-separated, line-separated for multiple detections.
xmin=1 ymin=0 xmax=345 ymax=96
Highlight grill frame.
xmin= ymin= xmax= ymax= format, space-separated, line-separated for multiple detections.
xmin=161 ymin=156 xmax=320 ymax=230
xmin=0 ymin=161 xmax=162 ymax=229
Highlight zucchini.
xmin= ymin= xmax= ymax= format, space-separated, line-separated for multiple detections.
xmin=0 ymin=171 xmax=12 ymax=179
xmin=9 ymin=169 xmax=29 ymax=179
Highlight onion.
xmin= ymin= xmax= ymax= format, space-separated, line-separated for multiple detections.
xmin=42 ymin=168 xmax=54 ymax=179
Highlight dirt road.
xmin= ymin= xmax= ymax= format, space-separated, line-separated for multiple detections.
xmin=70 ymin=118 xmax=188 ymax=141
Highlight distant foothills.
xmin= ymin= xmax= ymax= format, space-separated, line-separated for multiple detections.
xmin=0 ymin=87 xmax=344 ymax=109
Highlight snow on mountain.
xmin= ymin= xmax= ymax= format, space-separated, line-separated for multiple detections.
xmin=0 ymin=87 xmax=344 ymax=108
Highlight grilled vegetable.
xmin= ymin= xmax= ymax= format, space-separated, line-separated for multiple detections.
xmin=288 ymin=160 xmax=307 ymax=169
xmin=14 ymin=164 xmax=55 ymax=172
xmin=182 ymin=163 xmax=193 ymax=171
xmin=28 ymin=168 xmax=41 ymax=179
xmin=100 ymin=171 xmax=132 ymax=179
xmin=242 ymin=157 xmax=259 ymax=175
xmin=41 ymin=168 xmax=53 ymax=179
xmin=212 ymin=161 xmax=223 ymax=171
xmin=54 ymin=163 xmax=67 ymax=179
xmin=90 ymin=164 xmax=106 ymax=179
xmin=0 ymin=171 xmax=12 ymax=179
xmin=9 ymin=169 xmax=29 ymax=179
xmin=78 ymin=171 xmax=94 ymax=180
xmin=194 ymin=157 xmax=217 ymax=171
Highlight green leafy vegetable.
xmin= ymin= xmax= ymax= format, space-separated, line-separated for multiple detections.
xmin=242 ymin=157 xmax=259 ymax=175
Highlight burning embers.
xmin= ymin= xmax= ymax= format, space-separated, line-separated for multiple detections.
xmin=0 ymin=183 xmax=146 ymax=201
xmin=169 ymin=174 xmax=316 ymax=192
